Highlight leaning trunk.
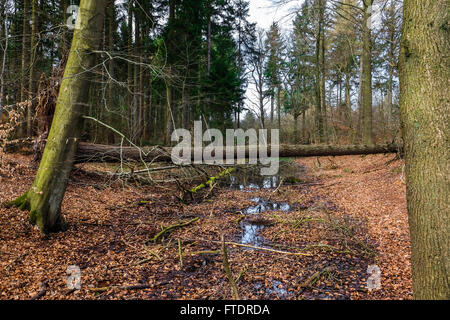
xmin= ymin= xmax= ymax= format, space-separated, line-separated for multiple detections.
xmin=399 ymin=0 xmax=449 ymax=300
xmin=10 ymin=0 xmax=106 ymax=233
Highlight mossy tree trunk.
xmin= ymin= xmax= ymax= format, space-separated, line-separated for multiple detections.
xmin=11 ymin=0 xmax=106 ymax=234
xmin=399 ymin=0 xmax=449 ymax=299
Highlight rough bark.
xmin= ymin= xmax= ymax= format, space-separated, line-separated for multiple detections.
xmin=399 ymin=0 xmax=449 ymax=300
xmin=27 ymin=0 xmax=38 ymax=137
xmin=11 ymin=0 xmax=106 ymax=234
xmin=314 ymin=0 xmax=324 ymax=142
xmin=361 ymin=0 xmax=373 ymax=144
xmin=20 ymin=0 xmax=30 ymax=103
xmin=74 ymin=142 xmax=402 ymax=163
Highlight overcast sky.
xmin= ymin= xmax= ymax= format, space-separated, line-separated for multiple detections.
xmin=248 ymin=0 xmax=301 ymax=31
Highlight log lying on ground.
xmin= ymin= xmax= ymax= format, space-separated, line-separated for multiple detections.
xmin=74 ymin=142 xmax=402 ymax=163
xmin=75 ymin=142 xmax=173 ymax=163
xmin=3 ymin=138 xmax=34 ymax=153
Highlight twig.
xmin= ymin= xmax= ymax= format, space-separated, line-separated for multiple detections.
xmin=221 ymin=235 xmax=240 ymax=300
xmin=222 ymin=241 xmax=313 ymax=257
xmin=188 ymin=250 xmax=221 ymax=255
xmin=147 ymin=217 xmax=199 ymax=243
xmin=89 ymin=283 xmax=154 ymax=292
xmin=178 ymin=238 xmax=183 ymax=267
xmin=268 ymin=178 xmax=284 ymax=201
xmin=29 ymin=282 xmax=48 ymax=300
xmin=235 ymin=265 xmax=248 ymax=284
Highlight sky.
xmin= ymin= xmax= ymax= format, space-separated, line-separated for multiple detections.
xmin=248 ymin=0 xmax=301 ymax=31
xmin=245 ymin=1 xmax=303 ymax=117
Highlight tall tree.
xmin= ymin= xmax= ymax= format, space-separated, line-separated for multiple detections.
xmin=20 ymin=0 xmax=30 ymax=103
xmin=361 ymin=0 xmax=373 ymax=144
xmin=27 ymin=0 xmax=38 ymax=137
xmin=265 ymin=22 xmax=284 ymax=129
xmin=313 ymin=0 xmax=325 ymax=142
xmin=10 ymin=0 xmax=106 ymax=233
xmin=399 ymin=0 xmax=449 ymax=299
xmin=250 ymin=28 xmax=268 ymax=129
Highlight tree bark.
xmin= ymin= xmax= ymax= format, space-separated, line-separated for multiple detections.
xmin=20 ymin=0 xmax=30 ymax=103
xmin=314 ymin=0 xmax=325 ymax=143
xmin=74 ymin=142 xmax=402 ymax=163
xmin=11 ymin=0 xmax=106 ymax=234
xmin=361 ymin=0 xmax=373 ymax=144
xmin=399 ymin=0 xmax=449 ymax=300
xmin=27 ymin=0 xmax=38 ymax=137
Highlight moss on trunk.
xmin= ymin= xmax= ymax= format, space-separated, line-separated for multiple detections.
xmin=10 ymin=0 xmax=106 ymax=234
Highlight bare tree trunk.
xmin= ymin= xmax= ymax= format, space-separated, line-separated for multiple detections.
xmin=345 ymin=71 xmax=352 ymax=127
xmin=21 ymin=0 xmax=30 ymax=103
xmin=27 ymin=0 xmax=39 ymax=137
xmin=399 ymin=0 xmax=449 ymax=300
xmin=107 ymin=3 xmax=115 ymax=144
xmin=74 ymin=142 xmax=402 ymax=163
xmin=361 ymin=0 xmax=373 ymax=144
xmin=0 ymin=3 xmax=8 ymax=116
xmin=314 ymin=0 xmax=324 ymax=142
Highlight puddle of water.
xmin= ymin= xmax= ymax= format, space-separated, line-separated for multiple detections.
xmin=240 ymin=223 xmax=265 ymax=247
xmin=245 ymin=198 xmax=291 ymax=214
xmin=239 ymin=198 xmax=293 ymax=246
xmin=221 ymin=163 xmax=306 ymax=191
xmin=227 ymin=175 xmax=280 ymax=191
xmin=254 ymin=280 xmax=291 ymax=298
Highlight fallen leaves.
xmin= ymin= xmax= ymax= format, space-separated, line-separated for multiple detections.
xmin=0 ymin=153 xmax=412 ymax=300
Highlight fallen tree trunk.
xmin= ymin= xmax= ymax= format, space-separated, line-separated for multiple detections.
xmin=3 ymin=140 xmax=402 ymax=163
xmin=75 ymin=142 xmax=174 ymax=163
xmin=75 ymin=142 xmax=402 ymax=163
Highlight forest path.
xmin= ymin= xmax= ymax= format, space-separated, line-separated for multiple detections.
xmin=295 ymin=154 xmax=412 ymax=299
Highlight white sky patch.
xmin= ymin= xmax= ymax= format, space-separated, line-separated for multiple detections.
xmin=248 ymin=0 xmax=302 ymax=32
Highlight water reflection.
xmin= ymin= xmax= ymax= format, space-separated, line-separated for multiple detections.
xmin=245 ymin=198 xmax=291 ymax=214
xmin=240 ymin=223 xmax=265 ymax=247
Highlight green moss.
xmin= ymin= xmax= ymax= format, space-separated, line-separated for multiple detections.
xmin=5 ymin=191 xmax=30 ymax=211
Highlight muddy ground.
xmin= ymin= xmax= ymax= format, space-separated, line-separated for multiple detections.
xmin=0 ymin=153 xmax=412 ymax=300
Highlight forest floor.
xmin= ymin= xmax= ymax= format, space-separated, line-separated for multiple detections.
xmin=0 ymin=152 xmax=412 ymax=300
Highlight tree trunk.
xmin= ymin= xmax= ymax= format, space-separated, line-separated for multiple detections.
xmin=20 ymin=0 xmax=30 ymax=103
xmin=270 ymin=93 xmax=274 ymax=125
xmin=10 ymin=0 xmax=106 ymax=234
xmin=361 ymin=0 xmax=373 ymax=144
xmin=399 ymin=0 xmax=449 ymax=300
xmin=320 ymin=2 xmax=327 ymax=143
xmin=277 ymin=84 xmax=281 ymax=129
xmin=74 ymin=142 xmax=402 ymax=163
xmin=27 ymin=0 xmax=38 ymax=137
xmin=314 ymin=0 xmax=324 ymax=142
xmin=107 ymin=3 xmax=115 ymax=144
xmin=294 ymin=114 xmax=299 ymax=144
xmin=345 ymin=71 xmax=352 ymax=127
